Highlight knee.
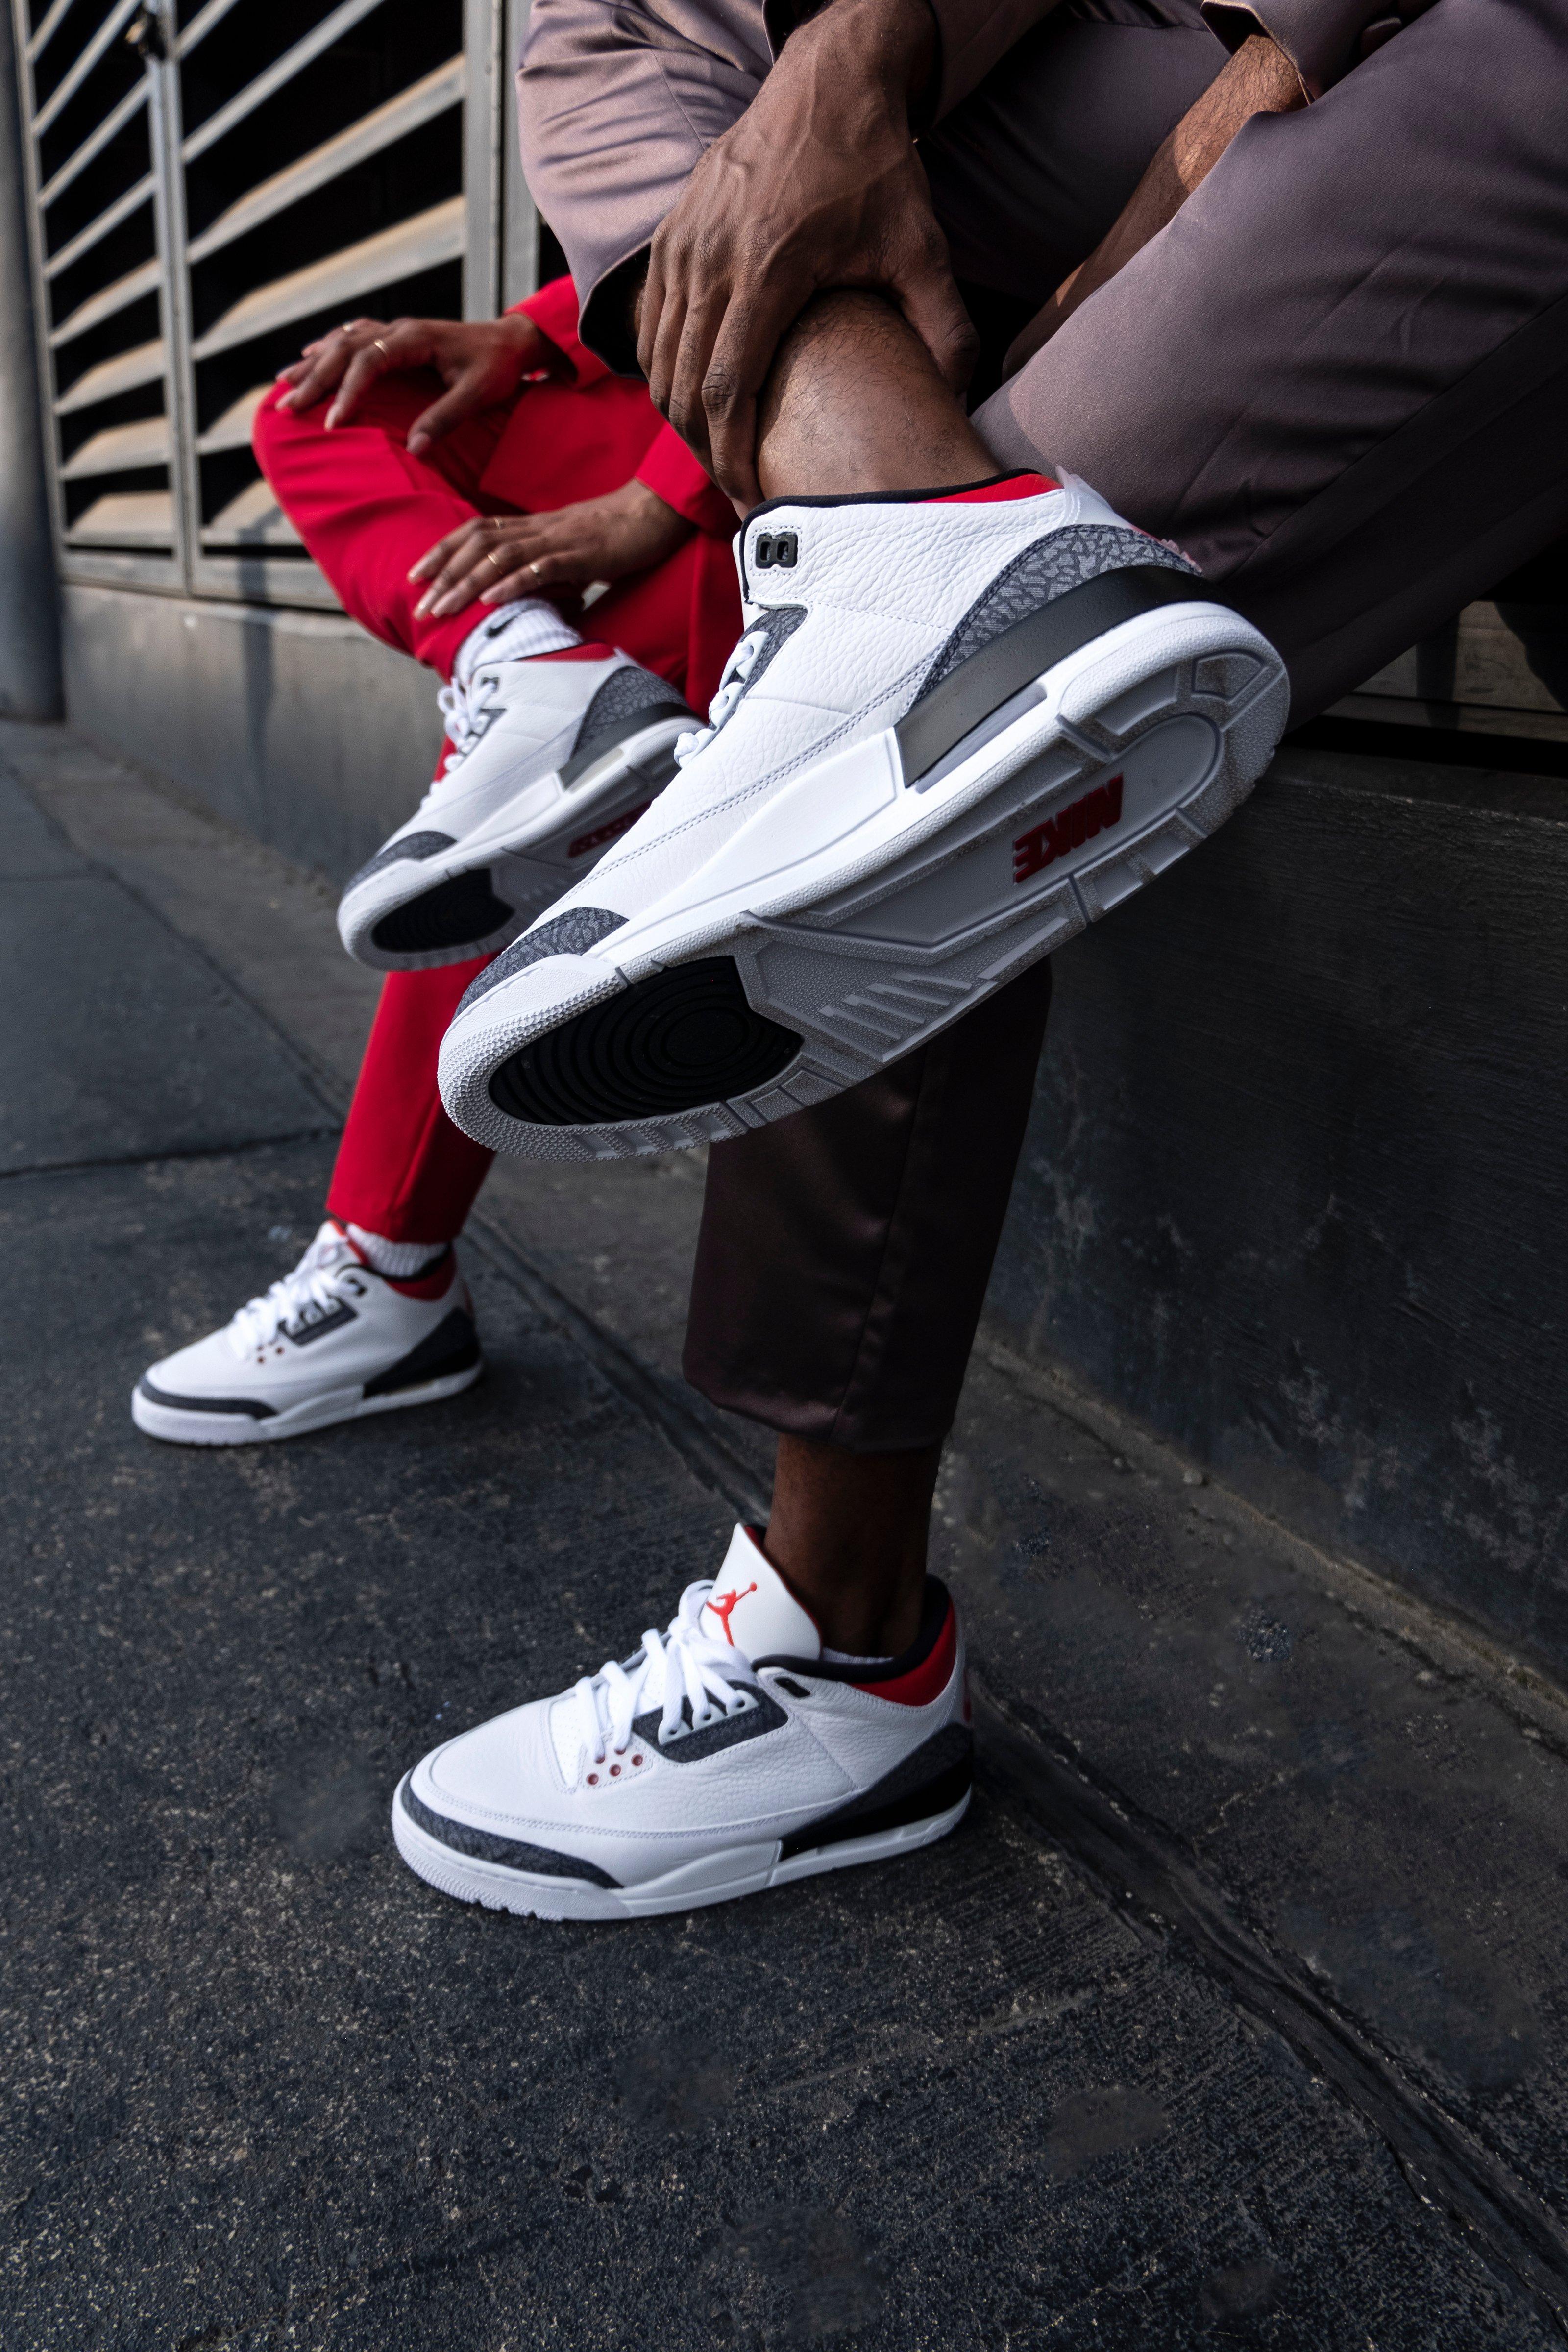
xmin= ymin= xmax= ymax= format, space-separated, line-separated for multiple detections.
xmin=251 ymin=379 xmax=316 ymax=469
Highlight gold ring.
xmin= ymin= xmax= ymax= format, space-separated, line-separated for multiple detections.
xmin=487 ymin=548 xmax=507 ymax=575
xmin=371 ymin=336 xmax=391 ymax=359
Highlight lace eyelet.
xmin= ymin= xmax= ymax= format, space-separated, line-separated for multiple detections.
xmin=586 ymin=1772 xmax=599 ymax=1786
xmin=632 ymin=1754 xmax=644 ymax=1767
xmin=610 ymin=1764 xmax=621 ymax=1777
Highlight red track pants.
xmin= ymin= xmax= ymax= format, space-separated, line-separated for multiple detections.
xmin=253 ymin=358 xmax=740 ymax=1244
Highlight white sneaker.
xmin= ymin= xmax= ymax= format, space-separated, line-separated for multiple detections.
xmin=132 ymin=1219 xmax=481 ymax=1444
xmin=392 ymin=1525 xmax=971 ymax=1920
xmin=436 ymin=476 xmax=1289 ymax=1159
xmin=337 ymin=651 xmax=695 ymax=971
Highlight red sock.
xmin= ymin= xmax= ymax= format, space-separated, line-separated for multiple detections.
xmin=533 ymin=640 xmax=618 ymax=662
xmin=929 ymin=471 xmax=1058 ymax=506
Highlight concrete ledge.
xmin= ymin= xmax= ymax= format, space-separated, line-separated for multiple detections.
xmin=62 ymin=585 xmax=444 ymax=882
xmin=991 ymin=743 xmax=1568 ymax=1686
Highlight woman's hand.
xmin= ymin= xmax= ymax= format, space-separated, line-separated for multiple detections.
xmin=275 ymin=314 xmax=566 ymax=455
xmin=411 ymin=480 xmax=696 ymax=618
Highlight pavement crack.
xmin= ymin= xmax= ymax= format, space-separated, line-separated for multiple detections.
xmin=0 ymin=1128 xmax=339 ymax=1183
xmin=972 ymin=1671 xmax=1568 ymax=2343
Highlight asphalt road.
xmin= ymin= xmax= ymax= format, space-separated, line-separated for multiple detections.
xmin=2 ymin=738 xmax=1560 ymax=2349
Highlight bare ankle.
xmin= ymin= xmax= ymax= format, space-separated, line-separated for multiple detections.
xmin=762 ymin=1431 xmax=941 ymax=1654
xmin=756 ymin=291 xmax=994 ymax=503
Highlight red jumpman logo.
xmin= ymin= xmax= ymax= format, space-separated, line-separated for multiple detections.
xmin=708 ymin=1582 xmax=757 ymax=1644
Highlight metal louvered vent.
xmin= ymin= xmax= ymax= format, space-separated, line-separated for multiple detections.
xmin=8 ymin=4 xmax=1567 ymax=748
xmin=12 ymin=0 xmax=539 ymax=607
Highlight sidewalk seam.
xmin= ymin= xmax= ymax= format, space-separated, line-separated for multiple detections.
xmin=0 ymin=1129 xmax=340 ymax=1185
xmin=973 ymin=1673 xmax=1568 ymax=2342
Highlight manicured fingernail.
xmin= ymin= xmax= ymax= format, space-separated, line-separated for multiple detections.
xmin=414 ymin=593 xmax=432 ymax=614
xmin=407 ymin=432 xmax=429 ymax=454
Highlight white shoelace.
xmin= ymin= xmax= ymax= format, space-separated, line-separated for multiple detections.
xmin=434 ymin=667 xmax=502 ymax=773
xmin=434 ymin=598 xmax=584 ymax=778
xmin=569 ymin=1581 xmax=757 ymax=1764
xmin=228 ymin=1230 xmax=358 ymax=1357
xmin=675 ymin=623 xmax=770 ymax=764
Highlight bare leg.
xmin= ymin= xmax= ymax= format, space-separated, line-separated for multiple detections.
xmin=755 ymin=289 xmax=997 ymax=499
xmin=764 ymin=1433 xmax=941 ymax=1654
xmin=738 ymin=298 xmax=1009 ymax=1651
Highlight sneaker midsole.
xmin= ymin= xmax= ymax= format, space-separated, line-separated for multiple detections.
xmin=586 ymin=602 xmax=1276 ymax=983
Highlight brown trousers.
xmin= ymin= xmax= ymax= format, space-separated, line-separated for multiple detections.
xmin=520 ymin=0 xmax=1568 ymax=1451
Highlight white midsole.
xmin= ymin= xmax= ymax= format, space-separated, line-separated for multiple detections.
xmin=391 ymin=1787 xmax=971 ymax=1921
xmin=599 ymin=603 xmax=1276 ymax=982
xmin=340 ymin=715 xmax=689 ymax=956
xmin=131 ymin=1359 xmax=482 ymax=1446
xmin=441 ymin=714 xmax=687 ymax=870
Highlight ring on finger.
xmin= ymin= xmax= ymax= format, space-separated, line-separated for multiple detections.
xmin=370 ymin=337 xmax=391 ymax=360
xmin=486 ymin=548 xmax=507 ymax=576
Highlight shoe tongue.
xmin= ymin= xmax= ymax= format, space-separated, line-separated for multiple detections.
xmin=308 ymin=1217 xmax=360 ymax=1269
xmin=699 ymin=1527 xmax=821 ymax=1663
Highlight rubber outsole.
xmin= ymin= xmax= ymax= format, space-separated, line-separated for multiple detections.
xmin=338 ymin=716 xmax=689 ymax=975
xmin=371 ymin=870 xmax=514 ymax=959
xmin=130 ymin=1358 xmax=483 ymax=1446
xmin=441 ymin=601 xmax=1290 ymax=1159
xmin=391 ymin=1782 xmax=970 ymax=1920
xmin=488 ymin=956 xmax=801 ymax=1127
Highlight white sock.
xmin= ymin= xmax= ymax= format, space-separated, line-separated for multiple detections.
xmin=346 ymin=1224 xmax=449 ymax=1278
xmin=821 ymin=1646 xmax=894 ymax=1666
xmin=453 ymin=597 xmax=581 ymax=686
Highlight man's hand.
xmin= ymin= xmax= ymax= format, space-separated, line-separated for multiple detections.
xmin=1004 ymin=35 xmax=1304 ymax=376
xmin=410 ymin=480 xmax=694 ymax=618
xmin=638 ymin=0 xmax=974 ymax=506
xmin=275 ymin=315 xmax=567 ymax=455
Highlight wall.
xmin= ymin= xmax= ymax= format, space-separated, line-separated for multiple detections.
xmin=989 ymin=743 xmax=1568 ymax=1677
xmin=63 ymin=585 xmax=441 ymax=878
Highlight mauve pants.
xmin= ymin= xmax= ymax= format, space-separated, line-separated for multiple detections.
xmin=520 ymin=0 xmax=1568 ymax=1451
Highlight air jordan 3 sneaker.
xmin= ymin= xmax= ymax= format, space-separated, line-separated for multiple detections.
xmin=337 ymin=645 xmax=694 ymax=971
xmin=132 ymin=1219 xmax=481 ymax=1444
xmin=392 ymin=1526 xmax=971 ymax=1920
xmin=436 ymin=473 xmax=1288 ymax=1158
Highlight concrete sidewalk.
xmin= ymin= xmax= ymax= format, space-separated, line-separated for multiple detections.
xmin=4 ymin=719 xmax=1567 ymax=2348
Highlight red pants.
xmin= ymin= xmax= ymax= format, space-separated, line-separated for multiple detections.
xmin=253 ymin=373 xmax=741 ymax=1243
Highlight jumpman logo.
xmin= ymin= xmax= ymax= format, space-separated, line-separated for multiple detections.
xmin=708 ymin=1582 xmax=757 ymax=1645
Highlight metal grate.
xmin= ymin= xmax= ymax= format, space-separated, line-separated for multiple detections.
xmin=11 ymin=0 xmax=539 ymax=607
xmin=9 ymin=4 xmax=1567 ymax=741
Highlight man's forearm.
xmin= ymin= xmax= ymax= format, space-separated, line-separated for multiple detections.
xmin=1004 ymin=34 xmax=1304 ymax=375
xmin=634 ymin=0 xmax=972 ymax=500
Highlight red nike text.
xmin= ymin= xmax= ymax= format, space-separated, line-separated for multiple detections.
xmin=1013 ymin=774 xmax=1124 ymax=883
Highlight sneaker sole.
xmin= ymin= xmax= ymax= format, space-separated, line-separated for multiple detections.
xmin=129 ymin=1358 xmax=483 ymax=1446
xmin=337 ymin=714 xmax=690 ymax=974
xmin=390 ymin=1780 xmax=970 ymax=1920
xmin=440 ymin=596 xmax=1289 ymax=1158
